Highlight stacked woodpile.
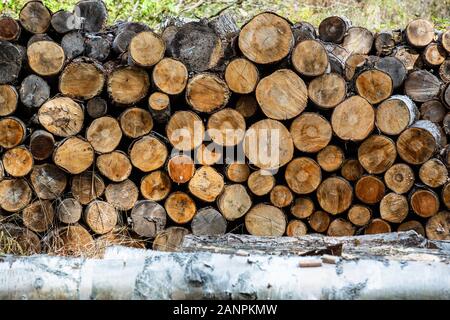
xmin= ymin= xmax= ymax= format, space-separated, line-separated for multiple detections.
xmin=1 ymin=1 xmax=450 ymax=256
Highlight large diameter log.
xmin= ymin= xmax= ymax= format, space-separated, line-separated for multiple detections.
xmin=245 ymin=204 xmax=286 ymax=236
xmin=164 ymin=192 xmax=196 ymax=224
xmin=404 ymin=70 xmax=441 ymax=102
xmin=0 ymin=42 xmax=22 ymax=84
xmin=30 ymin=163 xmax=67 ymax=200
xmin=51 ymin=10 xmax=80 ymax=34
xmin=376 ymin=95 xmax=418 ymax=135
xmin=59 ymin=60 xmax=105 ymax=100
xmin=167 ymin=154 xmax=195 ymax=184
xmin=239 ymin=12 xmax=293 ymax=64
xmin=107 ymin=66 xmax=150 ymax=105
xmin=152 ymin=58 xmax=188 ymax=95
xmin=290 ymin=112 xmax=332 ymax=153
xmin=331 ymin=96 xmax=375 ymax=141
xmin=243 ymin=119 xmax=293 ymax=170
xmin=292 ymin=39 xmax=328 ymax=77
xmin=53 ymin=137 xmax=95 ymax=174
xmin=86 ymin=116 xmax=122 ymax=153
xmin=105 ymin=179 xmax=139 ymax=211
xmin=153 ymin=227 xmax=190 ymax=252
xmin=0 ymin=16 xmax=21 ymax=41
xmin=129 ymin=135 xmax=168 ymax=172
xmin=129 ymin=31 xmax=165 ymax=67
xmin=318 ymin=16 xmax=350 ymax=43
xmin=38 ymin=97 xmax=84 ymax=137
xmin=355 ymin=175 xmax=385 ymax=204
xmin=23 ymin=200 xmax=54 ymax=233
xmin=380 ymin=193 xmax=409 ymax=223
xmin=384 ymin=163 xmax=415 ymax=194
xmin=342 ymin=27 xmax=373 ymax=55
xmin=419 ymin=158 xmax=448 ymax=188
xmin=19 ymin=75 xmax=50 ymax=109
xmin=74 ymin=0 xmax=108 ymax=32
xmin=217 ymin=184 xmax=252 ymax=221
xmin=0 ymin=117 xmax=26 ymax=149
xmin=0 ymin=178 xmax=32 ymax=212
xmin=355 ymin=69 xmax=392 ymax=104
xmin=19 ymin=1 xmax=51 ymax=34
xmin=374 ymin=56 xmax=407 ymax=89
xmin=256 ymin=69 xmax=307 ymax=120
xmin=84 ymin=201 xmax=118 ymax=235
xmin=285 ymin=157 xmax=321 ymax=194
xmin=96 ymin=151 xmax=132 ymax=182
xmin=207 ymin=108 xmax=246 ymax=146
xmin=61 ymin=31 xmax=85 ymax=60
xmin=247 ymin=170 xmax=275 ymax=196
xmin=317 ymin=177 xmax=353 ymax=214
xmin=2 ymin=145 xmax=33 ymax=177
xmin=410 ymin=189 xmax=440 ymax=218
xmin=405 ymin=19 xmax=435 ymax=48
xmin=186 ymin=73 xmax=230 ymax=113
xmin=188 ymin=166 xmax=224 ymax=202
xmin=308 ymin=73 xmax=346 ymax=109
xmin=426 ymin=211 xmax=450 ymax=240
xmin=0 ymin=84 xmax=18 ymax=116
xmin=317 ymin=145 xmax=344 ymax=172
xmin=27 ymin=41 xmax=65 ymax=76
xmin=71 ymin=171 xmax=105 ymax=205
xmin=224 ymin=58 xmax=259 ymax=94
xmin=167 ymin=111 xmax=204 ymax=151
xmin=357 ymin=135 xmax=396 ymax=174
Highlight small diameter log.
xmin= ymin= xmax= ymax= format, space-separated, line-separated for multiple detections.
xmin=291 ymin=197 xmax=314 ymax=219
xmin=119 ymin=107 xmax=153 ymax=139
xmin=347 ymin=205 xmax=371 ymax=226
xmin=318 ymin=16 xmax=350 ymax=43
xmin=239 ymin=12 xmax=293 ymax=64
xmin=71 ymin=171 xmax=105 ymax=205
xmin=374 ymin=31 xmax=401 ymax=56
xmin=317 ymin=145 xmax=344 ymax=172
xmin=188 ymin=166 xmax=224 ymax=202
xmin=19 ymin=1 xmax=51 ymax=34
xmin=443 ymin=83 xmax=450 ymax=108
xmin=23 ymin=200 xmax=54 ymax=233
xmin=439 ymin=60 xmax=450 ymax=82
xmin=19 ymin=75 xmax=50 ymax=109
xmin=317 ymin=177 xmax=353 ymax=214
xmin=442 ymin=182 xmax=450 ymax=209
xmin=51 ymin=10 xmax=79 ymax=34
xmin=0 ymin=178 xmax=32 ymax=212
xmin=256 ymin=69 xmax=307 ymax=120
xmin=331 ymin=96 xmax=375 ymax=141
xmin=404 ymin=70 xmax=441 ymax=102
xmin=0 ymin=16 xmax=20 ymax=41
xmin=357 ymin=135 xmax=396 ymax=174
xmin=384 ymin=163 xmax=415 ymax=194
xmin=398 ymin=220 xmax=425 ymax=237
xmin=87 ymin=97 xmax=108 ymax=119
xmin=365 ymin=219 xmax=392 ymax=235
xmin=57 ymin=198 xmax=82 ymax=224
xmin=54 ymin=225 xmax=94 ymax=256
xmin=290 ymin=112 xmax=331 ymax=153
xmin=423 ymin=43 xmax=447 ymax=67
xmin=376 ymin=95 xmax=418 ymax=135
xmin=152 ymin=58 xmax=188 ymax=95
xmin=245 ymin=204 xmax=286 ymax=236
xmin=107 ymin=66 xmax=150 ymax=105
xmin=286 ymin=220 xmax=308 ymax=237
xmin=192 ymin=207 xmax=227 ymax=236
xmin=291 ymin=39 xmax=328 ymax=77
xmin=244 ymin=119 xmax=294 ymax=170
xmin=380 ymin=193 xmax=409 ymax=224
xmin=355 ymin=175 xmax=385 ymax=204
xmin=74 ymin=0 xmax=108 ymax=32
xmin=153 ymin=227 xmax=190 ymax=252
xmin=0 ymin=42 xmax=22 ymax=84
xmin=129 ymin=135 xmax=168 ymax=172
xmin=426 ymin=211 xmax=450 ymax=240
xmin=53 ymin=137 xmax=95 ymax=174
xmin=0 ymin=161 xmax=4 ymax=182
xmin=344 ymin=53 xmax=367 ymax=81
xmin=374 ymin=56 xmax=407 ymax=89
xmin=129 ymin=31 xmax=165 ymax=67
xmin=308 ymin=73 xmax=346 ymax=109
xmin=217 ymin=184 xmax=252 ymax=221
xmin=140 ymin=170 xmax=171 ymax=201
xmin=225 ymin=162 xmax=250 ymax=183
xmin=86 ymin=116 xmax=122 ymax=153
xmin=285 ymin=157 xmax=321 ymax=194
xmin=27 ymin=41 xmax=65 ymax=77
xmin=236 ymin=95 xmax=258 ymax=118
xmin=342 ymin=27 xmax=374 ymax=55
xmin=410 ymin=189 xmax=440 ymax=218
xmin=167 ymin=154 xmax=195 ymax=184
xmin=29 ymin=130 xmax=54 ymax=161
xmin=112 ymin=22 xmax=150 ymax=53
xmin=61 ymin=31 xmax=85 ymax=60
xmin=196 ymin=144 xmax=222 ymax=166
xmin=405 ymin=19 xmax=435 ymax=48
xmin=247 ymin=170 xmax=275 ymax=196
xmin=355 ymin=70 xmax=393 ymax=104
xmin=292 ymin=21 xmax=316 ymax=42
xmin=443 ymin=30 xmax=450 ymax=53
xmin=164 ymin=191 xmax=196 ymax=224
xmin=420 ymin=100 xmax=446 ymax=123
xmin=96 ymin=151 xmax=132 ymax=182
xmin=308 ymin=211 xmax=331 ymax=233
xmin=38 ymin=97 xmax=84 ymax=137
xmin=167 ymin=111 xmax=204 ymax=151
xmin=0 ymin=85 xmax=18 ymax=116
xmin=84 ymin=201 xmax=118 ymax=235
xmin=186 ymin=73 xmax=230 ymax=113
xmin=0 ymin=117 xmax=26 ymax=149
xmin=2 ymin=146 xmax=33 ymax=177
xmin=168 ymin=22 xmax=222 ymax=72
xmin=207 ymin=108 xmax=246 ymax=146
xmin=225 ymin=58 xmax=259 ymax=94
xmin=148 ymin=92 xmax=170 ymax=122
xmin=419 ymin=158 xmax=448 ymax=188
xmin=341 ymin=159 xmax=364 ymax=182
xmin=327 ymin=218 xmax=355 ymax=237
xmin=59 ymin=60 xmax=105 ymax=100
xmin=30 ymin=163 xmax=66 ymax=200
xmin=270 ymin=185 xmax=293 ymax=208
xmin=396 ymin=120 xmax=440 ymax=165
xmin=28 ymin=34 xmax=53 ymax=46
xmin=105 ymin=179 xmax=139 ymax=211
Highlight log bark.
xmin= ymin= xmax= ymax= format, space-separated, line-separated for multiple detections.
xmin=374 ymin=56 xmax=407 ymax=89
xmin=74 ymin=0 xmax=108 ymax=33
xmin=61 ymin=31 xmax=85 ymax=60
xmin=164 ymin=191 xmax=196 ymax=224
xmin=404 ymin=70 xmax=441 ymax=102
xmin=51 ymin=10 xmax=79 ymax=34
xmin=112 ymin=22 xmax=150 ymax=54
xmin=0 ymin=42 xmax=22 ymax=84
